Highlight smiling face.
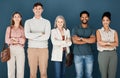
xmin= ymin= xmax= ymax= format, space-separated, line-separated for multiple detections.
xmin=33 ymin=5 xmax=43 ymax=17
xmin=102 ymin=16 xmax=111 ymax=27
xmin=56 ymin=18 xmax=64 ymax=29
xmin=80 ymin=13 xmax=89 ymax=24
xmin=12 ymin=13 xmax=22 ymax=25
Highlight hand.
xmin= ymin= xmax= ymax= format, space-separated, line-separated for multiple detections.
xmin=11 ymin=38 xmax=17 ymax=41
xmin=81 ymin=38 xmax=86 ymax=42
xmin=11 ymin=38 xmax=18 ymax=44
xmin=74 ymin=35 xmax=80 ymax=41
xmin=65 ymin=39 xmax=70 ymax=42
xmin=54 ymin=37 xmax=57 ymax=40
xmin=42 ymin=32 xmax=45 ymax=35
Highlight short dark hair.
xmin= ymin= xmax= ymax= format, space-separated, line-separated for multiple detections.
xmin=33 ymin=2 xmax=43 ymax=8
xmin=80 ymin=11 xmax=89 ymax=17
xmin=102 ymin=12 xmax=111 ymax=21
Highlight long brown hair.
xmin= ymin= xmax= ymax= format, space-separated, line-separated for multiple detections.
xmin=11 ymin=11 xmax=22 ymax=26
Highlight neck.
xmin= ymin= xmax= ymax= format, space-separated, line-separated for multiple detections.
xmin=13 ymin=23 xmax=20 ymax=29
xmin=58 ymin=27 xmax=63 ymax=31
xmin=34 ymin=15 xmax=41 ymax=19
xmin=81 ymin=23 xmax=88 ymax=28
xmin=104 ymin=26 xmax=109 ymax=31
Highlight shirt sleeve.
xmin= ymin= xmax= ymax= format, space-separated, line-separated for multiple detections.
xmin=71 ymin=27 xmax=77 ymax=37
xmin=51 ymin=29 xmax=66 ymax=46
xmin=65 ymin=29 xmax=72 ymax=46
xmin=5 ymin=27 xmax=12 ymax=45
xmin=24 ymin=20 xmax=43 ymax=40
xmin=91 ymin=28 xmax=96 ymax=36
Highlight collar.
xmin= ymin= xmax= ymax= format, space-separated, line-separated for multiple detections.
xmin=78 ymin=25 xmax=89 ymax=29
xmin=33 ymin=17 xmax=43 ymax=20
xmin=101 ymin=27 xmax=112 ymax=32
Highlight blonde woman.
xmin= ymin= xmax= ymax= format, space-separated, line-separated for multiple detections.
xmin=51 ymin=15 xmax=72 ymax=78
xmin=5 ymin=12 xmax=26 ymax=78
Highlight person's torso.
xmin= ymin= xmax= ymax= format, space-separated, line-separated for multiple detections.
xmin=73 ymin=25 xmax=94 ymax=55
xmin=27 ymin=17 xmax=50 ymax=48
xmin=97 ymin=27 xmax=116 ymax=51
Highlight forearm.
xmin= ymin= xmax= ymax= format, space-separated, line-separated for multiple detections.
xmin=82 ymin=37 xmax=96 ymax=44
xmin=73 ymin=39 xmax=87 ymax=45
xmin=33 ymin=27 xmax=51 ymax=41
xmin=18 ymin=38 xmax=26 ymax=45
xmin=72 ymin=36 xmax=87 ymax=44
xmin=33 ymin=33 xmax=50 ymax=41
xmin=99 ymin=41 xmax=118 ymax=48
xmin=25 ymin=32 xmax=43 ymax=39
xmin=5 ymin=38 xmax=12 ymax=45
xmin=107 ymin=42 xmax=118 ymax=47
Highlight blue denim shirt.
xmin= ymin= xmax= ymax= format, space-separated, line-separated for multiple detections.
xmin=71 ymin=25 xmax=95 ymax=55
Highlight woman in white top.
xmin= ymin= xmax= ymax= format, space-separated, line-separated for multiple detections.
xmin=51 ymin=15 xmax=72 ymax=78
xmin=96 ymin=12 xmax=119 ymax=78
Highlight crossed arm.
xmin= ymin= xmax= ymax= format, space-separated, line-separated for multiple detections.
xmin=72 ymin=35 xmax=96 ymax=45
xmin=96 ymin=30 xmax=119 ymax=48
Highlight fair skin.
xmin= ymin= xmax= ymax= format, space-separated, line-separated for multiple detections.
xmin=33 ymin=5 xmax=43 ymax=19
xmin=56 ymin=18 xmax=70 ymax=42
xmin=96 ymin=16 xmax=119 ymax=48
xmin=72 ymin=13 xmax=96 ymax=44
xmin=33 ymin=5 xmax=44 ymax=35
xmin=11 ymin=13 xmax=22 ymax=45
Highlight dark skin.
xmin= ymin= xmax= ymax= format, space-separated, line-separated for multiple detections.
xmin=72 ymin=13 xmax=96 ymax=45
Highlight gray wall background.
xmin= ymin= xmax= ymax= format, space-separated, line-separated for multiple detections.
xmin=0 ymin=0 xmax=120 ymax=78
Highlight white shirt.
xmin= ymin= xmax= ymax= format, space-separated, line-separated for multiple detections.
xmin=24 ymin=17 xmax=51 ymax=48
xmin=51 ymin=28 xmax=72 ymax=61
xmin=97 ymin=27 xmax=116 ymax=51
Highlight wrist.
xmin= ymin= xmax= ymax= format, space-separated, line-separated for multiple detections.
xmin=107 ymin=42 xmax=110 ymax=45
xmin=80 ymin=37 xmax=83 ymax=41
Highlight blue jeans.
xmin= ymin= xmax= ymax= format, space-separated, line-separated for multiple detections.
xmin=74 ymin=55 xmax=94 ymax=78
xmin=54 ymin=52 xmax=66 ymax=78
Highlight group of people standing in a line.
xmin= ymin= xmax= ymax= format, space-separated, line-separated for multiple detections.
xmin=4 ymin=2 xmax=119 ymax=78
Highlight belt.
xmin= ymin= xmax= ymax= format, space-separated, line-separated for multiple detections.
xmin=103 ymin=49 xmax=116 ymax=52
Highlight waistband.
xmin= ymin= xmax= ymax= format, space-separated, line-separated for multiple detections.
xmin=100 ymin=49 xmax=116 ymax=52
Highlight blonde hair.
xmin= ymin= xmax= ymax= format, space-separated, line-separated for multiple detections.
xmin=54 ymin=15 xmax=67 ymax=29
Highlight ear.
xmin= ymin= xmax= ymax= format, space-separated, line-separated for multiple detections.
xmin=33 ymin=9 xmax=34 ymax=13
xmin=42 ymin=9 xmax=44 ymax=13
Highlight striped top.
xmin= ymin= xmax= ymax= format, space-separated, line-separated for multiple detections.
xmin=97 ymin=27 xmax=116 ymax=51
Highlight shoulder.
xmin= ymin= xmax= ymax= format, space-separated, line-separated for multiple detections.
xmin=66 ymin=28 xmax=70 ymax=33
xmin=87 ymin=26 xmax=95 ymax=31
xmin=51 ymin=28 xmax=56 ymax=32
xmin=97 ymin=27 xmax=103 ymax=32
xmin=6 ymin=26 xmax=12 ymax=30
xmin=42 ymin=18 xmax=50 ymax=23
xmin=72 ymin=26 xmax=78 ymax=31
xmin=20 ymin=26 xmax=24 ymax=30
xmin=110 ymin=28 xmax=116 ymax=32
xmin=6 ymin=26 xmax=12 ymax=32
xmin=25 ymin=18 xmax=33 ymax=23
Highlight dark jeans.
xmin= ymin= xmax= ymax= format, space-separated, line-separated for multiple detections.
xmin=54 ymin=52 xmax=66 ymax=78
